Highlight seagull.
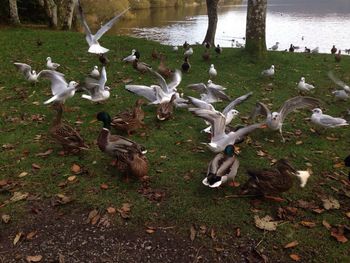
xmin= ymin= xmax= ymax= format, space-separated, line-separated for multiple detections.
xmin=187 ymin=81 xmax=230 ymax=104
xmin=332 ymin=90 xmax=349 ymax=101
xmin=184 ymin=47 xmax=193 ymax=58
xmin=14 ymin=62 xmax=42 ymax=83
xmin=270 ymin=42 xmax=279 ymax=51
xmin=46 ymin=57 xmax=60 ymax=70
xmin=209 ymin=64 xmax=217 ymax=79
xmin=311 ymin=108 xmax=348 ymax=128
xmin=89 ymin=65 xmax=100 ymax=79
xmin=251 ymin=96 xmax=320 ymax=142
xmin=173 ymin=46 xmax=179 ymax=52
xmin=81 ymin=66 xmax=110 ymax=102
xmin=311 ymin=47 xmax=319 ymax=54
xmin=297 ymin=77 xmax=315 ymax=92
xmin=188 ymin=91 xmax=253 ymax=133
xmin=77 ymin=0 xmax=129 ymax=54
xmin=39 ymin=70 xmax=78 ymax=105
xmin=328 ymin=71 xmax=350 ymax=93
xmin=189 ymin=108 xmax=264 ymax=152
xmin=122 ymin=49 xmax=137 ymax=63
xmin=261 ymin=65 xmax=275 ymax=77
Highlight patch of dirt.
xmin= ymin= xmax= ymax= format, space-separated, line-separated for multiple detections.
xmin=0 ymin=202 xmax=260 ymax=263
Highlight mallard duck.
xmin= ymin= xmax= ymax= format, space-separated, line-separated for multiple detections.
xmin=202 ymin=49 xmax=211 ymax=61
xmin=240 ymin=159 xmax=310 ymax=196
xmin=156 ymin=94 xmax=176 ymax=121
xmin=335 ymin=50 xmax=341 ymax=62
xmin=215 ymin=44 xmax=222 ymax=55
xmin=331 ymin=45 xmax=337 ymax=54
xmin=181 ymin=57 xmax=191 ymax=73
xmin=133 ymin=59 xmax=151 ymax=74
xmin=151 ymin=48 xmax=160 ymax=60
xmin=111 ymin=99 xmax=145 ymax=135
xmin=204 ymin=42 xmax=211 ymax=49
xmin=183 ymin=41 xmax=189 ymax=50
xmin=97 ymin=112 xmax=148 ymax=180
xmin=202 ymin=145 xmax=240 ymax=188
xmin=289 ymin=44 xmax=295 ymax=52
xmin=158 ymin=54 xmax=172 ymax=78
xmin=50 ymin=103 xmax=88 ymax=153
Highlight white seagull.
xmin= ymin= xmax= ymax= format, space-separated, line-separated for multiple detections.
xmin=89 ymin=65 xmax=100 ymax=79
xmin=187 ymin=81 xmax=230 ymax=104
xmin=261 ymin=65 xmax=275 ymax=77
xmin=270 ymin=42 xmax=279 ymax=51
xmin=184 ymin=47 xmax=193 ymax=58
xmin=297 ymin=77 xmax=315 ymax=92
xmin=332 ymin=90 xmax=349 ymax=101
xmin=251 ymin=96 xmax=320 ymax=142
xmin=39 ymin=70 xmax=78 ymax=104
xmin=14 ymin=62 xmax=43 ymax=83
xmin=122 ymin=49 xmax=137 ymax=63
xmin=209 ymin=64 xmax=217 ymax=79
xmin=311 ymin=108 xmax=348 ymax=128
xmin=46 ymin=57 xmax=60 ymax=70
xmin=311 ymin=47 xmax=319 ymax=54
xmin=81 ymin=66 xmax=110 ymax=102
xmin=77 ymin=0 xmax=129 ymax=54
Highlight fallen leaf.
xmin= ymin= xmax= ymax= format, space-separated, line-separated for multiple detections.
xmin=235 ymin=227 xmax=241 ymax=237
xmin=67 ymin=176 xmax=77 ymax=182
xmin=346 ymin=212 xmax=350 ymax=219
xmin=254 ymin=215 xmax=278 ymax=231
xmin=10 ymin=192 xmax=29 ymax=202
xmin=290 ymin=254 xmax=301 ymax=261
xmin=106 ymin=207 xmax=116 ymax=214
xmin=18 ymin=172 xmax=28 ymax=178
xmin=100 ymin=183 xmax=109 ymax=190
xmin=322 ymin=196 xmax=340 ymax=210
xmin=256 ymin=150 xmax=267 ymax=157
xmin=35 ymin=149 xmax=53 ymax=157
xmin=284 ymin=240 xmax=299 ymax=249
xmin=26 ymin=255 xmax=42 ymax=262
xmin=97 ymin=214 xmax=111 ymax=227
xmin=1 ymin=214 xmax=11 ymax=223
xmin=71 ymin=164 xmax=81 ymax=174
xmin=326 ymin=136 xmax=339 ymax=141
xmin=55 ymin=194 xmax=72 ymax=205
xmin=333 ymin=162 xmax=344 ymax=169
xmin=295 ymin=141 xmax=303 ymax=145
xmin=118 ymin=203 xmax=131 ymax=219
xmin=322 ymin=220 xmax=331 ymax=230
xmin=214 ymin=247 xmax=224 ymax=252
xmin=300 ymin=221 xmax=316 ymax=228
xmin=87 ymin=209 xmax=99 ymax=223
xmin=26 ymin=231 xmax=37 ymax=240
xmin=210 ymin=228 xmax=216 ymax=240
xmin=190 ymin=225 xmax=196 ymax=241
xmin=32 ymin=163 xmax=41 ymax=169
xmin=146 ymin=228 xmax=155 ymax=234
xmin=0 ymin=179 xmax=8 ymax=186
xmin=13 ymin=232 xmax=23 ymax=245
xmin=331 ymin=228 xmax=348 ymax=243
xmin=91 ymin=214 xmax=100 ymax=225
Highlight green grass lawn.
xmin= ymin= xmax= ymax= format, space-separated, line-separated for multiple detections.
xmin=0 ymin=28 xmax=350 ymax=262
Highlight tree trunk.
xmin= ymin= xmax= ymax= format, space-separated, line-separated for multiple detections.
xmin=61 ymin=0 xmax=76 ymax=30
xmin=9 ymin=0 xmax=20 ymax=25
xmin=43 ymin=0 xmax=58 ymax=28
xmin=202 ymin=0 xmax=219 ymax=46
xmin=245 ymin=0 xmax=267 ymax=59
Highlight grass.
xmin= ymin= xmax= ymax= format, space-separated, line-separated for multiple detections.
xmin=0 ymin=27 xmax=350 ymax=262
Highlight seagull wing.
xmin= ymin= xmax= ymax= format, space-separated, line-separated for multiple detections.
xmin=77 ymin=0 xmax=93 ymax=45
xmin=233 ymin=123 xmax=263 ymax=141
xmin=208 ymin=87 xmax=231 ymax=101
xmin=99 ymin=66 xmax=107 ymax=89
xmin=94 ymin=8 xmax=130 ymax=41
xmin=125 ymin=85 xmax=157 ymax=102
xmin=189 ymin=108 xmax=226 ymax=139
xmin=187 ymin=83 xmax=207 ymax=93
xmin=250 ymin=102 xmax=270 ymax=119
xmin=328 ymin=71 xmax=347 ymax=89
xmin=167 ymin=69 xmax=182 ymax=92
xmin=319 ymin=115 xmax=347 ymax=127
xmin=279 ymin=96 xmax=320 ymax=122
xmin=37 ymin=70 xmax=67 ymax=95
xmin=149 ymin=68 xmax=169 ymax=93
xmin=222 ymin=92 xmax=253 ymax=115
xmin=187 ymin=96 xmax=215 ymax=111
xmin=14 ymin=63 xmax=31 ymax=78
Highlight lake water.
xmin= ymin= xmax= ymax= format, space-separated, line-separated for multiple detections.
xmin=105 ymin=0 xmax=350 ymax=53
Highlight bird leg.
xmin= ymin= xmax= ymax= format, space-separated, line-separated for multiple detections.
xmin=279 ymin=127 xmax=286 ymax=143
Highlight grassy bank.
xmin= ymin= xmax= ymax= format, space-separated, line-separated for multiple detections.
xmin=0 ymin=28 xmax=350 ymax=262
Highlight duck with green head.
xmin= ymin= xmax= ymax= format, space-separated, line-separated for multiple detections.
xmin=202 ymin=145 xmax=240 ymax=188
xmin=97 ymin=112 xmax=148 ymax=180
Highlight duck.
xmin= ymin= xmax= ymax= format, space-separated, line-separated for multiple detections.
xmin=289 ymin=44 xmax=295 ymax=52
xmin=184 ymin=47 xmax=194 ymax=58
xmin=304 ymin=47 xmax=311 ymax=53
xmin=215 ymin=44 xmax=222 ymax=55
xmin=331 ymin=45 xmax=337 ymax=54
xmin=151 ymin=48 xmax=160 ymax=60
xmin=97 ymin=112 xmax=148 ymax=180
xmin=156 ymin=94 xmax=176 ymax=121
xmin=183 ymin=41 xmax=189 ymax=50
xmin=99 ymin=54 xmax=109 ymax=66
xmin=209 ymin=64 xmax=217 ymax=79
xmin=202 ymin=145 xmax=240 ymax=188
xmin=202 ymin=49 xmax=211 ymax=61
xmin=240 ymin=159 xmax=310 ymax=196
xmin=181 ymin=57 xmax=191 ymax=73
xmin=46 ymin=57 xmax=60 ymax=70
xmin=50 ymin=103 xmax=88 ymax=153
xmin=111 ymin=99 xmax=146 ymax=135
xmin=335 ymin=50 xmax=341 ymax=62
xmin=133 ymin=59 xmax=151 ymax=74
xmin=157 ymin=54 xmax=173 ymax=78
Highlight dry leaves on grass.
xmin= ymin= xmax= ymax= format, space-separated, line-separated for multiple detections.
xmin=254 ymin=215 xmax=278 ymax=231
xmin=290 ymin=254 xmax=301 ymax=261
xmin=1 ymin=214 xmax=11 ymax=223
xmin=71 ymin=164 xmax=81 ymax=174
xmin=331 ymin=226 xmax=348 ymax=243
xmin=35 ymin=149 xmax=53 ymax=157
xmin=118 ymin=203 xmax=132 ymax=219
xmin=26 ymin=255 xmax=42 ymax=262
xmin=10 ymin=192 xmax=29 ymax=202
xmin=322 ymin=196 xmax=340 ymax=210
xmin=284 ymin=240 xmax=299 ymax=249
xmin=86 ymin=209 xmax=100 ymax=225
xmin=18 ymin=172 xmax=28 ymax=178
xmin=51 ymin=194 xmax=73 ymax=206
xmin=190 ymin=225 xmax=196 ymax=241
xmin=300 ymin=221 xmax=316 ymax=228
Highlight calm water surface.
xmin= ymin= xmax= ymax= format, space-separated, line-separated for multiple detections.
xmin=104 ymin=0 xmax=350 ymax=53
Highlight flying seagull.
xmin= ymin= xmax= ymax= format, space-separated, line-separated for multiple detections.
xmin=81 ymin=66 xmax=110 ymax=102
xmin=187 ymin=80 xmax=230 ymax=104
xmin=251 ymin=96 xmax=320 ymax=142
xmin=14 ymin=62 xmax=43 ymax=83
xmin=77 ymin=0 xmax=129 ymax=54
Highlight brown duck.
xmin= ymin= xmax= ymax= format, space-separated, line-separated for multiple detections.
xmin=111 ymin=99 xmax=146 ymax=135
xmin=157 ymin=54 xmax=173 ymax=78
xmin=335 ymin=50 xmax=341 ymax=62
xmin=97 ymin=112 xmax=148 ymax=180
xmin=156 ymin=94 xmax=176 ymax=121
xmin=202 ymin=49 xmax=211 ymax=61
xmin=133 ymin=59 xmax=151 ymax=74
xmin=50 ymin=103 xmax=88 ymax=153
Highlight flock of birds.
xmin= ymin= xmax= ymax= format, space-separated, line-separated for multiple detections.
xmin=12 ymin=2 xmax=350 ymax=197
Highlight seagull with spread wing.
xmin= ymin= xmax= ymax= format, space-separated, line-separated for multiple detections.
xmin=187 ymin=80 xmax=230 ymax=104
xmin=81 ymin=66 xmax=110 ymax=102
xmin=251 ymin=96 xmax=320 ymax=142
xmin=14 ymin=62 xmax=42 ymax=83
xmin=77 ymin=0 xmax=129 ymax=54
xmin=39 ymin=70 xmax=78 ymax=105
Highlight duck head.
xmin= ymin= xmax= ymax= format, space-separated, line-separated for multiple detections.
xmin=135 ymin=98 xmax=145 ymax=107
xmin=97 ymin=111 xmax=112 ymax=129
xmin=224 ymin=144 xmax=235 ymax=157
xmin=276 ymin=159 xmax=297 ymax=174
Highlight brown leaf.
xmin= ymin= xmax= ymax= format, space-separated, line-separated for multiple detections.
xmin=13 ymin=232 xmax=23 ymax=245
xmin=67 ymin=176 xmax=77 ymax=182
xmin=256 ymin=150 xmax=267 ymax=157
xmin=71 ymin=164 xmax=81 ymax=174
xmin=300 ymin=221 xmax=316 ymax=228
xmin=87 ymin=209 xmax=99 ymax=223
xmin=284 ymin=240 xmax=299 ymax=249
xmin=295 ymin=141 xmax=303 ymax=145
xmin=346 ymin=212 xmax=350 ymax=218
xmin=254 ymin=215 xmax=278 ymax=231
xmin=118 ymin=203 xmax=131 ymax=219
xmin=18 ymin=172 xmax=28 ymax=178
xmin=0 ymin=179 xmax=8 ymax=186
xmin=322 ymin=196 xmax=340 ymax=210
xmin=32 ymin=163 xmax=41 ymax=169
xmin=100 ymin=183 xmax=109 ymax=190
xmin=106 ymin=207 xmax=116 ymax=214
xmin=146 ymin=228 xmax=155 ymax=234
xmin=1 ymin=214 xmax=10 ymax=223
xmin=326 ymin=136 xmax=339 ymax=141
xmin=190 ymin=225 xmax=196 ymax=241
xmin=26 ymin=231 xmax=37 ymax=240
xmin=331 ymin=228 xmax=348 ymax=243
xmin=54 ymin=194 xmax=72 ymax=205
xmin=333 ymin=162 xmax=344 ymax=168
xmin=235 ymin=227 xmax=241 ymax=237
xmin=35 ymin=149 xmax=53 ymax=157
xmin=214 ymin=247 xmax=224 ymax=252
xmin=322 ymin=220 xmax=331 ymax=230
xmin=26 ymin=255 xmax=42 ymax=262
xmin=210 ymin=228 xmax=216 ymax=240
xmin=290 ymin=254 xmax=301 ymax=261
xmin=91 ymin=214 xmax=100 ymax=225
xmin=10 ymin=192 xmax=29 ymax=202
